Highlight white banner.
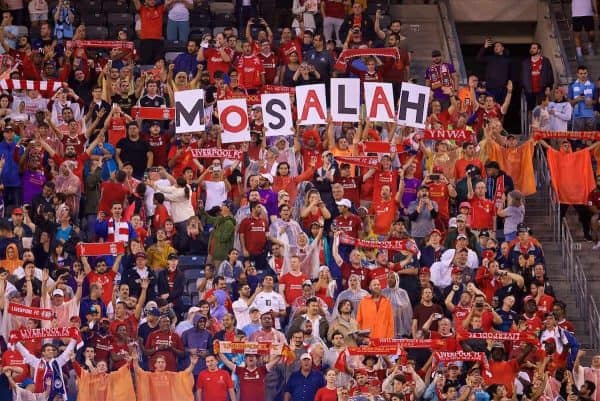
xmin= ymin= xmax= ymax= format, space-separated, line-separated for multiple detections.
xmin=397 ymin=82 xmax=430 ymax=129
xmin=261 ymin=93 xmax=293 ymax=137
xmin=364 ymin=82 xmax=396 ymax=122
xmin=331 ymin=78 xmax=360 ymax=122
xmin=174 ymin=89 xmax=205 ymax=133
xmin=217 ymin=98 xmax=250 ymax=144
xmin=296 ymin=84 xmax=327 ymax=125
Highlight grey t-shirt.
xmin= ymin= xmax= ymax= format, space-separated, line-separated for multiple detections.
xmin=503 ymin=205 xmax=525 ymax=234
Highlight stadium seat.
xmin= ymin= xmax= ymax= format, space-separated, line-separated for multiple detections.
xmin=180 ymin=295 xmax=192 ymax=308
xmin=379 ymin=15 xmax=392 ymax=30
xmin=82 ymin=12 xmax=107 ymax=27
xmin=212 ymin=13 xmax=236 ymax=28
xmin=107 ymin=13 xmax=135 ymax=28
xmin=103 ymin=1 xmax=131 ymax=13
xmin=209 ymin=1 xmax=235 ymax=15
xmin=213 ymin=26 xmax=238 ymax=37
xmin=185 ymin=280 xmax=197 ymax=295
xmin=189 ymin=12 xmax=212 ymax=30
xmin=78 ymin=0 xmax=102 ymax=14
xmin=165 ymin=52 xmax=183 ymax=63
xmin=15 ymin=26 xmax=28 ymax=38
xmin=165 ymin=40 xmax=187 ymax=52
xmin=85 ymin=25 xmax=109 ymax=40
xmin=178 ymin=255 xmax=207 ymax=270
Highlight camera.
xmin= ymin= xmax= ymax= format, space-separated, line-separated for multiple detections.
xmin=429 ymin=174 xmax=439 ymax=181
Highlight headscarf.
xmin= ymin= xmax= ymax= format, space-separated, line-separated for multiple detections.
xmin=54 ymin=160 xmax=82 ymax=216
xmin=210 ymin=290 xmax=228 ymax=323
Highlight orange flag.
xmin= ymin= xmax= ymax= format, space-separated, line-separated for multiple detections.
xmin=487 ymin=140 xmax=536 ymax=196
xmin=547 ymin=147 xmax=595 ymax=205
xmin=76 ymin=364 xmax=136 ymax=401
xmin=134 ymin=367 xmax=194 ymax=401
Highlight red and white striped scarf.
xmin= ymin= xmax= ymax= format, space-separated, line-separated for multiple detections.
xmin=107 ymin=219 xmax=130 ymax=243
xmin=0 ymin=79 xmax=63 ymax=92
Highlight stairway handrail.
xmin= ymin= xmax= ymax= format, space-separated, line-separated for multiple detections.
xmin=438 ymin=0 xmax=467 ymax=85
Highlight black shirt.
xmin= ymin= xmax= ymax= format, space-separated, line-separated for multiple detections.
xmin=116 ymin=137 xmax=150 ymax=179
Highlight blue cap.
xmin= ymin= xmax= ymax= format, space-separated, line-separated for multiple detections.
xmin=148 ymin=308 xmax=160 ymax=317
xmin=19 ymin=378 xmax=34 ymax=388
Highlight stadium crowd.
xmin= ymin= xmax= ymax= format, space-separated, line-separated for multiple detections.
xmin=0 ymin=1 xmax=598 ymax=401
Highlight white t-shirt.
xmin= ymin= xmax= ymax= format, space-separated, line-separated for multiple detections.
xmin=572 ymin=0 xmax=594 ymax=17
xmin=252 ymin=291 xmax=286 ymax=329
xmin=167 ymin=0 xmax=192 ymax=21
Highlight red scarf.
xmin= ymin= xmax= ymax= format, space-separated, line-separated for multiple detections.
xmin=340 ymin=233 xmax=419 ymax=254
xmin=8 ymin=302 xmax=53 ymax=320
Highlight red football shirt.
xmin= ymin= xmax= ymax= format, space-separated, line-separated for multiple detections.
xmin=145 ymin=330 xmax=183 ymax=372
xmin=372 ymin=170 xmax=398 ymax=204
xmin=469 ymin=197 xmax=494 ymax=230
xmin=238 ymin=216 xmax=268 ymax=255
xmin=237 ymin=55 xmax=264 ymax=90
xmin=205 ymin=47 xmax=234 ymax=82
xmin=257 ymin=52 xmax=278 ymax=84
xmin=196 ymin=369 xmax=234 ymax=401
xmin=1 ymin=349 xmax=30 ymax=383
xmin=334 ymin=214 xmax=363 ymax=239
xmin=235 ymin=366 xmax=267 ymax=401
xmin=86 ymin=270 xmax=116 ymax=305
xmin=280 ymin=272 xmax=307 ymax=304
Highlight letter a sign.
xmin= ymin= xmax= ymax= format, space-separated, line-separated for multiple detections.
xmin=397 ymin=82 xmax=430 ymax=129
xmin=174 ymin=89 xmax=206 ymax=133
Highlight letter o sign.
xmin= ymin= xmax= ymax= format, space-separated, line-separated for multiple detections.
xmin=221 ymin=105 xmax=248 ymax=133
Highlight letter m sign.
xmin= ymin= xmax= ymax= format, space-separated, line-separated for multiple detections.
xmin=175 ymin=89 xmax=206 ymax=133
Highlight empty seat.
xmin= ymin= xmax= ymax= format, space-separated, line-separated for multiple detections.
xmin=189 ymin=12 xmax=212 ymax=30
xmin=209 ymin=1 xmax=235 ymax=15
xmin=213 ymin=13 xmax=235 ymax=28
xmin=186 ymin=280 xmax=197 ymax=295
xmin=366 ymin=1 xmax=389 ymax=15
xmin=108 ymin=13 xmax=134 ymax=28
xmin=213 ymin=26 xmax=238 ymax=37
xmin=179 ymin=255 xmax=207 ymax=269
xmin=379 ymin=15 xmax=392 ymax=30
xmin=183 ymin=268 xmax=204 ymax=281
xmin=82 ymin=12 xmax=106 ymax=26
xmin=78 ymin=0 xmax=102 ymax=13
xmin=165 ymin=51 xmax=182 ymax=63
xmin=165 ymin=40 xmax=187 ymax=51
xmin=181 ymin=295 xmax=192 ymax=307
xmin=85 ymin=25 xmax=108 ymax=40
xmin=103 ymin=1 xmax=131 ymax=13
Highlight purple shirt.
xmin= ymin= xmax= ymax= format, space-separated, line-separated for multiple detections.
xmin=401 ymin=177 xmax=421 ymax=211
xmin=259 ymin=188 xmax=279 ymax=219
xmin=425 ymin=62 xmax=456 ymax=101
xmin=22 ymin=169 xmax=46 ymax=204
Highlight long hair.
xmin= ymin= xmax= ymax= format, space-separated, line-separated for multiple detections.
xmin=176 ymin=176 xmax=190 ymax=199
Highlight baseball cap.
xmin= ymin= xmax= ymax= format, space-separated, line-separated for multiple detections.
xmin=12 ymin=208 xmax=23 ymax=215
xmin=260 ymin=173 xmax=273 ymax=184
xmin=479 ymin=230 xmax=490 ymax=238
xmin=300 ymin=353 xmax=312 ymax=360
xmin=135 ymin=252 xmax=146 ymax=259
xmin=451 ymin=267 xmax=462 ymax=275
xmin=543 ymin=337 xmax=556 ymax=344
xmin=302 ymin=279 xmax=313 ymax=287
xmin=85 ymin=305 xmax=99 ymax=315
xmin=459 ymin=202 xmax=471 ymax=210
xmin=150 ymin=120 xmax=161 ymax=127
xmin=249 ymin=306 xmax=260 ymax=313
xmin=52 ymin=289 xmax=65 ymax=297
xmin=432 ymin=49 xmax=442 ymax=57
xmin=491 ymin=341 xmax=504 ymax=349
xmin=517 ymin=223 xmax=529 ymax=233
xmin=432 ymin=166 xmax=444 ymax=174
xmin=147 ymin=308 xmax=161 ymax=317
xmin=482 ymin=249 xmax=495 ymax=260
xmin=429 ymin=229 xmax=442 ymax=237
xmin=167 ymin=253 xmax=178 ymax=260
xmin=448 ymin=217 xmax=457 ymax=228
xmin=336 ymin=198 xmax=352 ymax=208
xmin=419 ymin=267 xmax=431 ymax=275
xmin=456 ymin=234 xmax=468 ymax=240
xmin=19 ymin=378 xmax=34 ymax=389
xmin=456 ymin=214 xmax=467 ymax=222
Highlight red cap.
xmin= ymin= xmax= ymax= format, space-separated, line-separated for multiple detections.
xmin=432 ymin=166 xmax=444 ymax=174
xmin=419 ymin=267 xmax=431 ymax=275
xmin=543 ymin=337 xmax=556 ymax=344
xmin=429 ymin=229 xmax=442 ymax=237
xmin=451 ymin=267 xmax=462 ymax=275
xmin=355 ymin=368 xmax=368 ymax=376
xmin=482 ymin=250 xmax=495 ymax=260
xmin=12 ymin=208 xmax=23 ymax=215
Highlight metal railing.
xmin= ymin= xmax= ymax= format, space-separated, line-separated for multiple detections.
xmin=535 ymin=141 xmax=599 ymax=349
xmin=547 ymin=0 xmax=575 ymax=85
xmin=521 ymin=91 xmax=530 ymax=138
xmin=438 ymin=0 xmax=467 ymax=85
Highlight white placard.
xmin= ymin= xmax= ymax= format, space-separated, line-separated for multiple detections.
xmin=217 ymin=98 xmax=250 ymax=143
xmin=261 ymin=93 xmax=293 ymax=137
xmin=174 ymin=89 xmax=205 ymax=133
xmin=330 ymin=78 xmax=360 ymax=122
xmin=364 ymin=82 xmax=396 ymax=122
xmin=295 ymin=84 xmax=327 ymax=125
xmin=397 ymin=82 xmax=430 ymax=129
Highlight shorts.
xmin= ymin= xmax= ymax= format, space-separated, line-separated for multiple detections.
xmin=573 ymin=16 xmax=594 ymax=32
xmin=29 ymin=12 xmax=48 ymax=22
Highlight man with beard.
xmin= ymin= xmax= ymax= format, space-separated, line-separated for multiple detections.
xmin=115 ymin=122 xmax=153 ymax=179
xmin=109 ymin=280 xmax=148 ymax=338
xmin=167 ymin=131 xmax=201 ymax=177
xmin=357 ymin=278 xmax=394 ymax=339
xmin=249 ymin=311 xmax=287 ymax=343
xmin=173 ymin=40 xmax=199 ymax=76
xmin=82 ymin=254 xmax=123 ymax=305
xmin=521 ymin=42 xmax=554 ymax=110
xmin=41 ymin=133 xmax=104 ymax=184
xmin=144 ymin=314 xmax=185 ymax=371
xmin=425 ymin=50 xmax=458 ymax=107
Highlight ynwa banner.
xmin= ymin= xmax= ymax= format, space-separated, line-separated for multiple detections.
xmin=191 ymin=148 xmax=243 ymax=160
xmin=9 ymin=327 xmax=82 ymax=345
xmin=372 ymin=338 xmax=446 ymax=349
xmin=423 ymin=129 xmax=475 ymax=143
xmin=8 ymin=302 xmax=54 ymax=320
xmin=131 ymin=107 xmax=175 ymax=120
xmin=340 ymin=233 xmax=419 ymax=254
xmin=533 ymin=130 xmax=600 ymax=141
xmin=66 ymin=40 xmax=134 ymax=50
xmin=0 ymin=79 xmax=63 ymax=92
xmin=76 ymin=242 xmax=125 ymax=257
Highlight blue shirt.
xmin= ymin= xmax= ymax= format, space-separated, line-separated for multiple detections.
xmin=285 ymin=369 xmax=325 ymax=401
xmin=568 ymin=79 xmax=597 ymax=118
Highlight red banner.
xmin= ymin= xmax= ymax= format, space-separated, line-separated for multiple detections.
xmin=423 ymin=129 xmax=474 ymax=143
xmin=130 ymin=107 xmax=175 ymax=120
xmin=191 ymin=148 xmax=243 ymax=160
xmin=533 ymin=130 xmax=600 ymax=141
xmin=335 ymin=48 xmax=400 ymax=72
xmin=433 ymin=351 xmax=491 ymax=377
xmin=340 ymin=233 xmax=419 ymax=254
xmin=76 ymin=242 xmax=125 ymax=257
xmin=372 ymin=338 xmax=446 ymax=349
xmin=334 ymin=155 xmax=380 ymax=170
xmin=9 ymin=327 xmax=82 ymax=344
xmin=8 ymin=303 xmax=54 ymax=320
xmin=226 ymin=93 xmax=261 ymax=105
xmin=0 ymin=79 xmax=63 ymax=92
xmin=458 ymin=331 xmax=540 ymax=345
xmin=358 ymin=141 xmax=402 ymax=154
xmin=66 ymin=40 xmax=134 ymax=50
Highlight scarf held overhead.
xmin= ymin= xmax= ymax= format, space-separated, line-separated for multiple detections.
xmin=533 ymin=130 xmax=600 ymax=141
xmin=214 ymin=341 xmax=295 ymax=363
xmin=547 ymin=147 xmax=595 ymax=204
xmin=422 ymin=129 xmax=475 ymax=143
xmin=9 ymin=327 xmax=82 ymax=345
xmin=66 ymin=40 xmax=135 ymax=50
xmin=76 ymin=242 xmax=125 ymax=257
xmin=335 ymin=155 xmax=381 ymax=169
xmin=340 ymin=233 xmax=419 ymax=254
xmin=8 ymin=302 xmax=54 ymax=320
xmin=487 ymin=140 xmax=536 ymax=196
xmin=191 ymin=148 xmax=244 ymax=160
xmin=335 ymin=48 xmax=400 ymax=72
xmin=0 ymin=79 xmax=63 ymax=92
xmin=131 ymin=106 xmax=175 ymax=120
